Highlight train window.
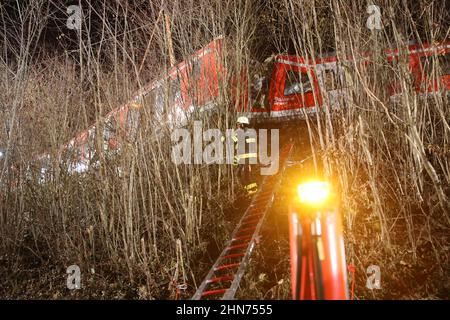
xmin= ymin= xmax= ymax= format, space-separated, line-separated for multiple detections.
xmin=86 ymin=128 xmax=96 ymax=160
xmin=60 ymin=145 xmax=71 ymax=165
xmin=191 ymin=59 xmax=202 ymax=82
xmin=144 ymin=88 xmax=156 ymax=107
xmin=145 ymin=86 xmax=164 ymax=119
xmin=420 ymin=56 xmax=433 ymax=77
xmin=323 ymin=69 xmax=338 ymax=91
xmin=379 ymin=59 xmax=399 ymax=81
xmin=103 ymin=117 xmax=117 ymax=141
xmin=191 ymin=59 xmax=203 ymax=104
xmin=284 ymin=70 xmax=312 ymax=96
xmin=421 ymin=54 xmax=450 ymax=77
xmin=126 ymin=107 xmax=140 ymax=139
xmin=37 ymin=155 xmax=51 ymax=183
xmin=65 ymin=145 xmax=81 ymax=173
xmin=438 ymin=54 xmax=450 ymax=75
xmin=70 ymin=145 xmax=88 ymax=173
xmin=155 ymin=87 xmax=164 ymax=118
xmin=342 ymin=65 xmax=354 ymax=88
xmin=74 ymin=145 xmax=82 ymax=161
xmin=169 ymin=76 xmax=182 ymax=105
xmin=389 ymin=59 xmax=399 ymax=72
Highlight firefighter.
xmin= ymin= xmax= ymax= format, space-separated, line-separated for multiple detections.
xmin=234 ymin=116 xmax=258 ymax=195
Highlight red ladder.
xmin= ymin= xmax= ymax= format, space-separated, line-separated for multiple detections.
xmin=192 ymin=143 xmax=293 ymax=300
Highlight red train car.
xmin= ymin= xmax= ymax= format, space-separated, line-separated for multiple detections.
xmin=244 ymin=41 xmax=450 ymax=121
xmin=21 ymin=36 xmax=225 ymax=180
xmin=17 ymin=38 xmax=450 ymax=182
xmin=68 ymin=36 xmax=224 ymax=174
xmin=387 ymin=41 xmax=450 ymax=99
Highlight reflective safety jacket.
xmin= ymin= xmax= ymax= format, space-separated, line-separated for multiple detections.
xmin=221 ymin=130 xmax=257 ymax=166
xmin=244 ymin=182 xmax=258 ymax=195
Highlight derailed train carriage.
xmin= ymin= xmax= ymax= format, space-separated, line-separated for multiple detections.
xmin=19 ymin=36 xmax=225 ymax=182
xmin=246 ymin=41 xmax=450 ymax=121
xmin=11 ymin=37 xmax=450 ymax=183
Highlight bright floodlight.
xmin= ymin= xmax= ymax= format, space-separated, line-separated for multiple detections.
xmin=297 ymin=181 xmax=331 ymax=206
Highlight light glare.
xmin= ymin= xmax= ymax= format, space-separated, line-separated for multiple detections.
xmin=297 ymin=181 xmax=331 ymax=205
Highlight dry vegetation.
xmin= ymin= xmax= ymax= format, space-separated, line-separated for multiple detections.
xmin=0 ymin=0 xmax=448 ymax=299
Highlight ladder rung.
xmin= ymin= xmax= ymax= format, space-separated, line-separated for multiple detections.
xmin=236 ymin=225 xmax=257 ymax=234
xmin=191 ymin=143 xmax=294 ymax=301
xmin=201 ymin=288 xmax=228 ymax=298
xmin=244 ymin=211 xmax=263 ymax=219
xmin=253 ymin=195 xmax=272 ymax=202
xmin=241 ymin=217 xmax=261 ymax=224
xmin=243 ymin=211 xmax=264 ymax=218
xmin=256 ymin=189 xmax=273 ymax=196
xmin=214 ymin=262 xmax=240 ymax=271
xmin=207 ymin=275 xmax=234 ymax=284
xmin=240 ymin=218 xmax=261 ymax=226
xmin=247 ymin=205 xmax=265 ymax=212
xmin=231 ymin=234 xmax=252 ymax=242
xmin=226 ymin=243 xmax=248 ymax=251
xmin=221 ymin=252 xmax=245 ymax=260
xmin=240 ymin=218 xmax=260 ymax=227
xmin=251 ymin=199 xmax=271 ymax=206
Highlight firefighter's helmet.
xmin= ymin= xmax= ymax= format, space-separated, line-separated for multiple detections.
xmin=237 ymin=116 xmax=250 ymax=125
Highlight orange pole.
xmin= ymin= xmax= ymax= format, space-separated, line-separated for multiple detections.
xmin=319 ymin=207 xmax=349 ymax=300
xmin=289 ymin=203 xmax=349 ymax=300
